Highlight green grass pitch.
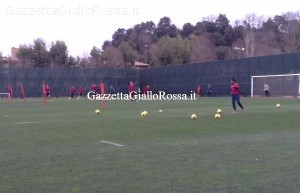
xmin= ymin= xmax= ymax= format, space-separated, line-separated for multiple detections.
xmin=1 ymin=97 xmax=300 ymax=193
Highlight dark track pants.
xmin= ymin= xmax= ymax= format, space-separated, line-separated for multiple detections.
xmin=232 ymin=94 xmax=244 ymax=111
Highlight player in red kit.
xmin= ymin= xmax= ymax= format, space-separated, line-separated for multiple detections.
xmin=70 ymin=86 xmax=76 ymax=99
xmin=230 ymin=78 xmax=245 ymax=114
xmin=45 ymin=85 xmax=52 ymax=100
xmin=92 ymin=84 xmax=97 ymax=94
xmin=128 ymin=81 xmax=137 ymax=101
xmin=144 ymin=85 xmax=151 ymax=95
xmin=78 ymin=86 xmax=83 ymax=99
xmin=7 ymin=85 xmax=12 ymax=100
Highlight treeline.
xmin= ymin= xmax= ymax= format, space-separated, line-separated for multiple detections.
xmin=13 ymin=12 xmax=300 ymax=67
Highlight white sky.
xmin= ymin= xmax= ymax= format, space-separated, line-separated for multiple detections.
xmin=0 ymin=0 xmax=299 ymax=57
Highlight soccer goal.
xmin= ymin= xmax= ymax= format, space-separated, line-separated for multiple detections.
xmin=0 ymin=93 xmax=10 ymax=100
xmin=251 ymin=74 xmax=300 ymax=98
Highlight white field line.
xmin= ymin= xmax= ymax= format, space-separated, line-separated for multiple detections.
xmin=15 ymin=122 xmax=39 ymax=125
xmin=101 ymin=140 xmax=124 ymax=147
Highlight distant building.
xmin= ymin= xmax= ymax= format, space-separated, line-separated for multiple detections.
xmin=134 ymin=61 xmax=149 ymax=69
xmin=0 ymin=47 xmax=19 ymax=67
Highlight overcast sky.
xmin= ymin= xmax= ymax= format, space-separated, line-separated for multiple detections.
xmin=0 ymin=0 xmax=299 ymax=57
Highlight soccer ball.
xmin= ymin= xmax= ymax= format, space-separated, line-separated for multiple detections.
xmin=141 ymin=111 xmax=148 ymax=117
xmin=276 ymin=104 xmax=281 ymax=108
xmin=217 ymin=109 xmax=222 ymax=114
xmin=191 ymin=114 xmax=197 ymax=120
xmin=215 ymin=113 xmax=221 ymax=119
xmin=95 ymin=109 xmax=100 ymax=114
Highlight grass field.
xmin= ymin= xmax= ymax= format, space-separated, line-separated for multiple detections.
xmin=1 ymin=97 xmax=300 ymax=193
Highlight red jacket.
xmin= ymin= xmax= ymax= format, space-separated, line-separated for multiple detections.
xmin=144 ymin=86 xmax=151 ymax=94
xmin=231 ymin=83 xmax=240 ymax=95
xmin=78 ymin=87 xmax=83 ymax=94
xmin=92 ymin=84 xmax=97 ymax=92
xmin=46 ymin=86 xmax=51 ymax=93
xmin=128 ymin=83 xmax=135 ymax=92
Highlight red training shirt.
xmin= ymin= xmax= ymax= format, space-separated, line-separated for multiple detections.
xmin=92 ymin=84 xmax=97 ymax=92
xmin=231 ymin=83 xmax=240 ymax=95
xmin=78 ymin=87 xmax=83 ymax=94
xmin=71 ymin=87 xmax=75 ymax=94
xmin=144 ymin=86 xmax=150 ymax=94
xmin=128 ymin=83 xmax=135 ymax=92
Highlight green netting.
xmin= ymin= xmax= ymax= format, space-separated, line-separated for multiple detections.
xmin=139 ymin=53 xmax=300 ymax=96
xmin=1 ymin=53 xmax=300 ymax=98
xmin=0 ymin=67 xmax=139 ymax=98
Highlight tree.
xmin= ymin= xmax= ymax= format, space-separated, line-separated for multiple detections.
xmin=117 ymin=42 xmax=137 ymax=66
xmin=32 ymin=38 xmax=50 ymax=67
xmin=136 ymin=28 xmax=151 ymax=55
xmin=169 ymin=24 xmax=178 ymax=38
xmin=127 ymin=21 xmax=157 ymax=56
xmin=189 ymin=34 xmax=216 ymax=62
xmin=0 ymin=52 xmax=3 ymax=67
xmin=112 ymin=28 xmax=127 ymax=47
xmin=154 ymin=35 xmax=191 ymax=66
xmin=101 ymin=46 xmax=124 ymax=67
xmin=89 ymin=46 xmax=101 ymax=67
xmin=139 ymin=21 xmax=157 ymax=41
xmin=215 ymin=46 xmax=231 ymax=60
xmin=155 ymin=16 xmax=171 ymax=38
xmin=154 ymin=36 xmax=173 ymax=66
xmin=213 ymin=32 xmax=227 ymax=46
xmin=232 ymin=22 xmax=245 ymax=40
xmin=102 ymin=40 xmax=112 ymax=50
xmin=280 ymin=12 xmax=300 ymax=53
xmin=194 ymin=21 xmax=206 ymax=36
xmin=215 ymin=14 xmax=230 ymax=34
xmin=223 ymin=26 xmax=235 ymax=47
xmin=173 ymin=36 xmax=191 ymax=64
xmin=67 ymin=56 xmax=78 ymax=67
xmin=79 ymin=57 xmax=89 ymax=68
xmin=202 ymin=21 xmax=217 ymax=33
xmin=50 ymin=40 xmax=68 ymax=67
xmin=241 ymin=14 xmax=265 ymax=57
xmin=181 ymin=23 xmax=194 ymax=38
xmin=254 ymin=18 xmax=283 ymax=56
xmin=17 ymin=44 xmax=34 ymax=66
xmin=99 ymin=11 xmax=300 ymax=65
xmin=155 ymin=17 xmax=178 ymax=38
xmin=242 ymin=13 xmax=264 ymax=30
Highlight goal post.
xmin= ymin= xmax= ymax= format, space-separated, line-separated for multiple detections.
xmin=0 ymin=93 xmax=11 ymax=100
xmin=251 ymin=74 xmax=300 ymax=98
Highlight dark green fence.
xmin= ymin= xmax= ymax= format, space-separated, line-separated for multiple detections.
xmin=0 ymin=67 xmax=139 ymax=98
xmin=140 ymin=53 xmax=300 ymax=96
xmin=1 ymin=53 xmax=300 ymax=98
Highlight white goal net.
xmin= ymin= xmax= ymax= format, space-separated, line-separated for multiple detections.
xmin=251 ymin=74 xmax=300 ymax=98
